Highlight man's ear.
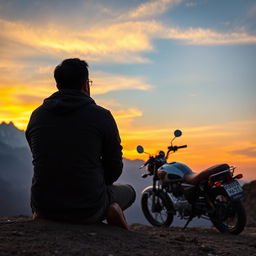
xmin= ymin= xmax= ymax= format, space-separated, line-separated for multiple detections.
xmin=81 ymin=81 xmax=90 ymax=96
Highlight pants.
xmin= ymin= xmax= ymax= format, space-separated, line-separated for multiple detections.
xmin=107 ymin=183 xmax=136 ymax=211
xmin=84 ymin=183 xmax=136 ymax=223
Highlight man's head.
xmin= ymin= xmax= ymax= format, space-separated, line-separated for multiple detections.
xmin=54 ymin=58 xmax=90 ymax=95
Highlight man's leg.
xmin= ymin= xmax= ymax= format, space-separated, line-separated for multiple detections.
xmin=106 ymin=184 xmax=136 ymax=230
xmin=107 ymin=184 xmax=136 ymax=210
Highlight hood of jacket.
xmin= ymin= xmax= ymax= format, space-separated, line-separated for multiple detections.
xmin=42 ymin=89 xmax=95 ymax=114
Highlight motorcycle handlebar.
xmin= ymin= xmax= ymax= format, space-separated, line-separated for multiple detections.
xmin=178 ymin=145 xmax=187 ymax=149
xmin=141 ymin=145 xmax=187 ymax=168
xmin=139 ymin=158 xmax=152 ymax=169
xmin=168 ymin=145 xmax=187 ymax=151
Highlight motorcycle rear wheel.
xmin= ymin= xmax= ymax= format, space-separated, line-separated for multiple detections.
xmin=141 ymin=188 xmax=174 ymax=227
xmin=210 ymin=191 xmax=246 ymax=235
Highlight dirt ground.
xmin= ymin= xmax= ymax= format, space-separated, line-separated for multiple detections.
xmin=0 ymin=216 xmax=256 ymax=256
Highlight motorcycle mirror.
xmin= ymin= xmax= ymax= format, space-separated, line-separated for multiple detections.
xmin=174 ymin=130 xmax=182 ymax=137
xmin=137 ymin=145 xmax=144 ymax=154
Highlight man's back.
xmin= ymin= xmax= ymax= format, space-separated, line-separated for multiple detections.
xmin=26 ymin=89 xmax=123 ymax=218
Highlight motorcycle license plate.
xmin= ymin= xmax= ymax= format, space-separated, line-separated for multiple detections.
xmin=223 ymin=180 xmax=243 ymax=199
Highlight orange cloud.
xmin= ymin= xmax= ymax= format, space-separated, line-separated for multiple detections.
xmin=91 ymin=71 xmax=152 ymax=94
xmin=124 ymin=0 xmax=182 ymax=19
xmin=1 ymin=16 xmax=256 ymax=73
xmin=0 ymin=18 xmax=156 ymax=63
xmin=114 ymin=109 xmax=143 ymax=119
xmin=165 ymin=27 xmax=256 ymax=45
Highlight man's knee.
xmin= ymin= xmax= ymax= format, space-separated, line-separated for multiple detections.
xmin=126 ymin=184 xmax=136 ymax=205
xmin=118 ymin=184 xmax=136 ymax=210
xmin=107 ymin=183 xmax=136 ymax=210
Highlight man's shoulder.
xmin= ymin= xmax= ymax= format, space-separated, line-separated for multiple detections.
xmin=30 ymin=100 xmax=113 ymax=120
xmin=30 ymin=104 xmax=44 ymax=116
xmin=87 ymin=104 xmax=116 ymax=126
xmin=89 ymin=103 xmax=111 ymax=115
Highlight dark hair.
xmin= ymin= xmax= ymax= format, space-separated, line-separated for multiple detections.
xmin=54 ymin=58 xmax=89 ymax=90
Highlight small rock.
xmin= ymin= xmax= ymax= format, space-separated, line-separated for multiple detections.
xmin=11 ymin=231 xmax=24 ymax=236
xmin=88 ymin=232 xmax=97 ymax=236
xmin=190 ymin=237 xmax=199 ymax=244
xmin=175 ymin=235 xmax=186 ymax=242
xmin=200 ymin=245 xmax=214 ymax=253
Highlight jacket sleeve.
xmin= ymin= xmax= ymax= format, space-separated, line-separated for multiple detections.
xmin=101 ymin=111 xmax=123 ymax=185
xmin=25 ymin=109 xmax=36 ymax=149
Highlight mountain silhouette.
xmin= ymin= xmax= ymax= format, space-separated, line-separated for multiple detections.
xmin=0 ymin=122 xmax=27 ymax=148
xmin=0 ymin=136 xmax=32 ymax=215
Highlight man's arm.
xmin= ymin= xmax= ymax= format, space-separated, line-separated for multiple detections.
xmin=25 ymin=110 xmax=35 ymax=149
xmin=101 ymin=111 xmax=123 ymax=185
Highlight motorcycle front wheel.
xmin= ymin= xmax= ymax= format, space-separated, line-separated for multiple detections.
xmin=141 ymin=187 xmax=174 ymax=227
xmin=210 ymin=191 xmax=246 ymax=235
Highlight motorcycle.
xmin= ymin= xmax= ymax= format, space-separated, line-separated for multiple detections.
xmin=136 ymin=130 xmax=246 ymax=234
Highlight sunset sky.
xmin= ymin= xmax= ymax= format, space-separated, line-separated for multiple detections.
xmin=0 ymin=0 xmax=255 ymax=180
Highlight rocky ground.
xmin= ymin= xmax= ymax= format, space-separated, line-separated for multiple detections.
xmin=1 ymin=216 xmax=256 ymax=256
xmin=1 ymin=181 xmax=255 ymax=256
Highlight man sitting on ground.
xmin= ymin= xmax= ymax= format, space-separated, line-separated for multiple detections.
xmin=26 ymin=58 xmax=136 ymax=229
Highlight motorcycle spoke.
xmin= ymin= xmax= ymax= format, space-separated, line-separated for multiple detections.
xmin=142 ymin=189 xmax=174 ymax=227
xmin=148 ymin=194 xmax=169 ymax=224
xmin=160 ymin=213 xmax=166 ymax=222
xmin=223 ymin=214 xmax=238 ymax=229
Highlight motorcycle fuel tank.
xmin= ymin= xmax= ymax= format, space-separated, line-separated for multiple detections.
xmin=158 ymin=162 xmax=194 ymax=181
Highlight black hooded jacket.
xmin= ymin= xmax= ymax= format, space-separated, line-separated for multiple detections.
xmin=26 ymin=89 xmax=123 ymax=217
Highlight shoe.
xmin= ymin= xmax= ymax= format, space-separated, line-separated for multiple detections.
xmin=107 ymin=203 xmax=129 ymax=230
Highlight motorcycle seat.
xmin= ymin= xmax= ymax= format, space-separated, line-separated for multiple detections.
xmin=183 ymin=163 xmax=230 ymax=185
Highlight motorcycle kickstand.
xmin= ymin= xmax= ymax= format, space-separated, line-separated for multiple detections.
xmin=182 ymin=216 xmax=193 ymax=230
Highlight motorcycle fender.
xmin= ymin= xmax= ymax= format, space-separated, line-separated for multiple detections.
xmin=141 ymin=186 xmax=170 ymax=201
xmin=141 ymin=186 xmax=154 ymax=196
xmin=141 ymin=186 xmax=175 ymax=214
xmin=209 ymin=187 xmax=231 ymax=200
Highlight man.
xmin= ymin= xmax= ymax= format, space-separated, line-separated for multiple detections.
xmin=26 ymin=58 xmax=135 ymax=229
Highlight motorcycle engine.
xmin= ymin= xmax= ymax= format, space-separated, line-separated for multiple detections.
xmin=164 ymin=182 xmax=192 ymax=217
xmin=168 ymin=182 xmax=183 ymax=197
xmin=170 ymin=194 xmax=192 ymax=218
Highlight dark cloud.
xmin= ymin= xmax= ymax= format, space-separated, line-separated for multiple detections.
xmin=231 ymin=147 xmax=256 ymax=158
